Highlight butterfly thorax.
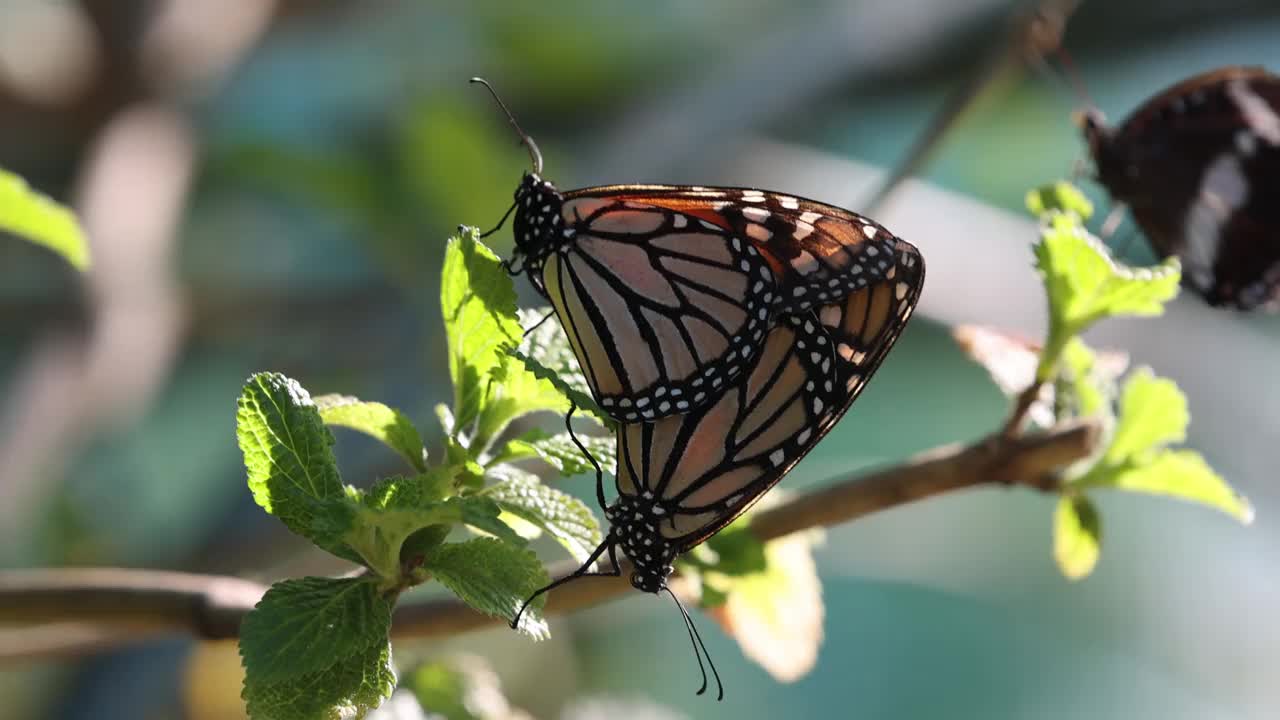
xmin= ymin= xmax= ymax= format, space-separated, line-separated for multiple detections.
xmin=511 ymin=172 xmax=566 ymax=294
xmin=605 ymin=496 xmax=678 ymax=593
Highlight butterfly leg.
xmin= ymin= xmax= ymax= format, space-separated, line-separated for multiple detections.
xmin=521 ymin=310 xmax=555 ymax=338
xmin=510 ymin=534 xmax=621 ymax=630
xmin=564 ymin=400 xmax=609 ymax=511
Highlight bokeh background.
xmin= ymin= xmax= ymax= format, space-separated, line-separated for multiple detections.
xmin=2 ymin=1 xmax=1279 ymax=718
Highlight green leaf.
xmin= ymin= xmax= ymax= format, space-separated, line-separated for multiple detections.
xmin=424 ymin=538 xmax=551 ymax=639
xmin=403 ymin=663 xmax=476 ymax=720
xmin=441 ymin=229 xmax=523 ymax=433
xmin=504 ymin=349 xmax=612 ymax=429
xmin=243 ymin=638 xmax=396 ymax=720
xmin=240 ymin=577 xmax=393 ymax=685
xmin=472 ymin=308 xmax=596 ymax=453
xmin=1033 ymin=215 xmax=1180 ymax=376
xmin=0 ymin=168 xmax=90 ymax=270
xmin=1104 ymin=368 xmax=1187 ymax=464
xmin=1090 ymin=450 xmax=1254 ymax=523
xmin=344 ymin=474 xmax=527 ymax=580
xmin=702 ymin=528 xmax=824 ymax=682
xmin=701 ymin=524 xmax=769 ymax=577
xmin=1056 ymin=337 xmax=1123 ymax=421
xmin=1054 ymin=493 xmax=1101 ymax=581
xmin=316 ymin=395 xmax=427 ymax=472
xmin=495 ymin=429 xmax=616 ymax=477
xmin=1025 ymin=181 xmax=1094 ymax=220
xmin=502 ymin=307 xmax=613 ymax=428
xmin=483 ymin=465 xmax=603 ymax=564
xmin=401 ymin=657 xmax=522 ymax=720
xmin=362 ymin=472 xmax=454 ymax=511
xmin=454 ymin=496 xmax=530 ymax=546
xmin=236 ymin=373 xmax=357 ymax=560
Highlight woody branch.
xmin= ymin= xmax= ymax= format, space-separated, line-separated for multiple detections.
xmin=0 ymin=418 xmax=1098 ymax=662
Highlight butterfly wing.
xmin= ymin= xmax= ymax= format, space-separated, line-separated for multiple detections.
xmin=544 ymin=185 xmax=903 ymax=422
xmin=1101 ymin=67 xmax=1280 ymax=308
xmin=613 ymin=239 xmax=924 ymax=550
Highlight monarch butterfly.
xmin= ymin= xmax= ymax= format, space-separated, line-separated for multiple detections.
xmin=1080 ymin=66 xmax=1280 ymax=310
xmin=512 ymin=242 xmax=925 ymax=700
xmin=472 ymin=78 xmax=907 ymax=422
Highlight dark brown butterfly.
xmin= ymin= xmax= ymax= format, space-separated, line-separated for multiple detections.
xmin=1080 ymin=66 xmax=1280 ymax=310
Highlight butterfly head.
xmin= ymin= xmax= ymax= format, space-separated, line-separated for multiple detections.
xmin=510 ymin=172 xmax=566 ymax=282
xmin=1075 ymin=108 xmax=1130 ymax=192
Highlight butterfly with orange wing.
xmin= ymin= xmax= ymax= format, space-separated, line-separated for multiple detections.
xmin=474 ymin=79 xmax=926 ymax=700
xmin=473 ymin=80 xmax=907 ymax=423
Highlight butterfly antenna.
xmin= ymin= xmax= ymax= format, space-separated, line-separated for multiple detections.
xmin=470 ymin=77 xmax=544 ymax=175
xmin=564 ymin=401 xmax=609 ymax=511
xmin=665 ymin=586 xmax=723 ymax=701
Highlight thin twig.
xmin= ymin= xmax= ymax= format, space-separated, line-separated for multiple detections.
xmin=1000 ymin=380 xmax=1048 ymax=438
xmin=0 ymin=419 xmax=1099 ymax=663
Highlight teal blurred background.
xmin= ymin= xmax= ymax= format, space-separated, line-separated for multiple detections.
xmin=1 ymin=1 xmax=1278 ymax=718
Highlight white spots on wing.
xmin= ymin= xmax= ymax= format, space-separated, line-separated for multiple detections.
xmin=799 ymin=211 xmax=823 ymax=225
xmin=672 ymin=214 xmax=688 ymax=229
xmin=769 ymin=449 xmax=785 ymax=466
xmin=777 ymin=195 xmax=800 ymax=210
xmin=812 ymin=397 xmax=825 ymax=414
xmin=1185 ymin=150 xmax=1249 ymax=288
xmin=865 ymin=244 xmax=879 ymax=257
xmin=1226 ymin=78 xmax=1280 ymax=145
xmin=793 ymin=221 xmax=814 ymax=241
xmin=700 ymin=219 xmax=721 ymax=231
xmin=731 ymin=237 xmax=742 ymax=252
xmin=741 ymin=190 xmax=767 ymax=203
xmin=746 ymin=222 xmax=772 ymax=242
xmin=793 ymin=286 xmax=807 ymax=297
xmin=896 ymin=282 xmax=909 ymax=300
xmin=759 ymin=265 xmax=772 ymax=281
xmin=740 ymin=259 xmax=751 ymax=271
xmin=837 ymin=343 xmax=855 ymax=361
xmin=819 ymin=305 xmax=841 ymax=327
xmin=862 ymin=224 xmax=878 ymax=238
xmin=791 ymin=249 xmax=819 ymax=275
xmin=742 ymin=206 xmax=771 ymax=223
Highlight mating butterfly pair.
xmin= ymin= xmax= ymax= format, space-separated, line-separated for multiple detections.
xmin=1081 ymin=65 xmax=1280 ymax=311
xmin=473 ymin=80 xmax=925 ymax=699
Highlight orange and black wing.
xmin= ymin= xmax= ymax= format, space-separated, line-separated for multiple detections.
xmin=543 ymin=184 xmax=903 ymax=422
xmin=612 ymin=238 xmax=925 ymax=550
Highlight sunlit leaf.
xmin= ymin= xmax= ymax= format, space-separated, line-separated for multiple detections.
xmin=704 ymin=530 xmax=823 ymax=682
xmin=1104 ymin=368 xmax=1187 ymax=464
xmin=1026 ymin=180 xmax=1094 ymax=220
xmin=1053 ymin=493 xmax=1101 ymax=581
xmin=1033 ymin=215 xmax=1179 ymax=376
xmin=235 ymin=373 xmax=357 ymax=563
xmin=317 ymin=395 xmax=427 ymax=472
xmin=441 ymin=229 xmax=522 ymax=432
xmin=1090 ymin=450 xmax=1253 ymax=523
xmin=483 ymin=464 xmax=603 ymax=564
xmin=424 ymin=539 xmax=551 ymax=639
xmin=0 ymin=167 xmax=90 ymax=270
